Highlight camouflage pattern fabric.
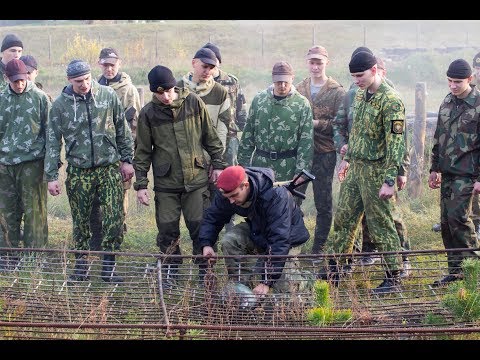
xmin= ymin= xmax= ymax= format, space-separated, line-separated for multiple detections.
xmin=44 ymin=81 xmax=133 ymax=182
xmin=430 ymin=85 xmax=480 ymax=272
xmin=327 ymin=159 xmax=403 ymax=271
xmin=0 ymin=81 xmax=50 ymax=165
xmin=295 ymin=76 xmax=345 ymax=153
xmin=215 ymin=69 xmax=247 ymax=166
xmin=237 ymin=85 xmax=314 ymax=181
xmin=440 ymin=176 xmax=480 ymax=273
xmin=344 ymin=81 xmax=406 ymax=182
xmin=0 ymin=160 xmax=48 ymax=247
xmin=221 ymin=222 xmax=313 ymax=293
xmin=430 ymin=85 xmax=480 ymax=179
xmin=66 ymin=163 xmax=124 ymax=251
xmin=355 ymin=192 xmax=410 ymax=255
xmin=153 ymin=185 xmax=210 ymax=263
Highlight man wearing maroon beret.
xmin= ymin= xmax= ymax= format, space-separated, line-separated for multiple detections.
xmin=199 ymin=165 xmax=310 ymax=295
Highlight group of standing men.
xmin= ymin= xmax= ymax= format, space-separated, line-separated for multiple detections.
xmin=1 ymin=30 xmax=479 ymax=295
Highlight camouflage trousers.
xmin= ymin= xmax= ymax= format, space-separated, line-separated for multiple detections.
xmin=221 ymin=222 xmax=314 ymax=293
xmin=440 ymin=176 xmax=480 ymax=274
xmin=154 ymin=185 xmax=210 ymax=265
xmin=65 ymin=163 xmax=124 ymax=251
xmin=0 ymin=159 xmax=48 ymax=248
xmin=225 ymin=134 xmax=239 ymax=166
xmin=89 ymin=178 xmax=132 ymax=250
xmin=326 ymin=159 xmax=402 ymax=272
xmin=310 ymin=151 xmax=337 ymax=253
xmin=354 ymin=190 xmax=410 ymax=258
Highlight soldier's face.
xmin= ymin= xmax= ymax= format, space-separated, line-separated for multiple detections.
xmin=1 ymin=46 xmax=22 ymax=65
xmin=192 ymin=59 xmax=215 ymax=82
xmin=307 ymin=58 xmax=328 ymax=78
xmin=474 ymin=66 xmax=480 ymax=78
xmin=153 ymin=87 xmax=177 ymax=105
xmin=351 ymin=68 xmax=375 ymax=90
xmin=68 ymin=73 xmax=92 ymax=95
xmin=447 ymin=76 xmax=472 ymax=97
xmin=99 ymin=61 xmax=120 ymax=80
xmin=273 ymin=80 xmax=293 ymax=96
xmin=220 ymin=180 xmax=250 ymax=205
xmin=8 ymin=78 xmax=27 ymax=94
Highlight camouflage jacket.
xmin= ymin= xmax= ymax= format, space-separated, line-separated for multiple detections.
xmin=334 ymin=80 xmax=411 ymax=177
xmin=133 ymin=86 xmax=227 ymax=193
xmin=98 ymin=72 xmax=142 ymax=142
xmin=178 ymin=73 xmax=231 ymax=153
xmin=430 ymin=85 xmax=480 ymax=180
xmin=0 ymin=80 xmax=50 ymax=165
xmin=237 ymin=84 xmax=314 ymax=181
xmin=0 ymin=60 xmax=6 ymax=90
xmin=44 ymin=80 xmax=133 ymax=181
xmin=344 ymin=80 xmax=406 ymax=182
xmin=295 ymin=76 xmax=345 ymax=153
xmin=214 ymin=68 xmax=247 ymax=134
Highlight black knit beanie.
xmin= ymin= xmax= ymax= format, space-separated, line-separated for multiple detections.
xmin=1 ymin=33 xmax=23 ymax=52
xmin=447 ymin=59 xmax=472 ymax=79
xmin=148 ymin=65 xmax=176 ymax=92
xmin=351 ymin=46 xmax=373 ymax=58
xmin=349 ymin=51 xmax=377 ymax=73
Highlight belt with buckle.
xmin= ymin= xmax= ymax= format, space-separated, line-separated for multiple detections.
xmin=255 ymin=148 xmax=298 ymax=161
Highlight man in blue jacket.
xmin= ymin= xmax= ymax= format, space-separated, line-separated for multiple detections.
xmin=199 ymin=165 xmax=310 ymax=295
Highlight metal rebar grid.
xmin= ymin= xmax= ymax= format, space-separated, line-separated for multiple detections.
xmin=0 ymin=247 xmax=479 ymax=340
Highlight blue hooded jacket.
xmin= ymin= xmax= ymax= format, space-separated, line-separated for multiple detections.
xmin=199 ymin=166 xmax=310 ymax=285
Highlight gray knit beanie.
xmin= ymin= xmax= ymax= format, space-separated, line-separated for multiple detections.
xmin=66 ymin=59 xmax=91 ymax=79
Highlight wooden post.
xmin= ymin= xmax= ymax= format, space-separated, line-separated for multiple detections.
xmin=408 ymin=82 xmax=427 ymax=198
xmin=261 ymin=29 xmax=264 ymax=59
xmin=48 ymin=34 xmax=52 ymax=64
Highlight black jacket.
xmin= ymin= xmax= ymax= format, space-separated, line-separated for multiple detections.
xmin=199 ymin=166 xmax=310 ymax=285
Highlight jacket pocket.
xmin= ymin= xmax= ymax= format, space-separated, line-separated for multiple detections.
xmin=153 ymin=163 xmax=171 ymax=177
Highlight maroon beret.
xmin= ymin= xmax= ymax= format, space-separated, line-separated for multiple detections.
xmin=217 ymin=166 xmax=246 ymax=193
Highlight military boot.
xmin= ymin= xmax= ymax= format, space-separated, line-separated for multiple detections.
xmin=371 ymin=271 xmax=402 ymax=295
xmin=68 ymin=253 xmax=90 ymax=282
xmin=101 ymin=254 xmax=124 ymax=283
xmin=326 ymin=259 xmax=341 ymax=287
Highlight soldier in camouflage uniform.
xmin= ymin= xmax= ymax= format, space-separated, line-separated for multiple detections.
xmin=89 ymin=47 xmax=143 ymax=250
xmin=177 ymin=47 xmax=231 ymax=201
xmin=0 ymin=34 xmax=23 ymax=90
xmin=295 ymin=45 xmax=345 ymax=253
xmin=202 ymin=42 xmax=248 ymax=231
xmin=202 ymin=42 xmax=247 ymax=166
xmin=0 ymin=59 xmax=50 ymax=270
xmin=45 ymin=59 xmax=134 ymax=284
xmin=326 ymin=50 xmax=406 ymax=294
xmin=134 ymin=65 xmax=227 ymax=286
xmin=429 ymin=58 xmax=480 ymax=287
xmin=238 ymin=61 xmax=313 ymax=188
xmin=20 ymin=55 xmax=54 ymax=102
xmin=332 ymin=53 xmax=411 ymax=277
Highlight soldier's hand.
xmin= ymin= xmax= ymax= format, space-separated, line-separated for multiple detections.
xmin=202 ymin=246 xmax=217 ymax=264
xmin=48 ymin=180 xmax=62 ymax=196
xmin=473 ymin=181 xmax=480 ymax=195
xmin=337 ymin=160 xmax=350 ymax=182
xmin=137 ymin=189 xmax=150 ymax=206
xmin=210 ymin=169 xmax=222 ymax=184
xmin=340 ymin=144 xmax=348 ymax=156
xmin=253 ymin=283 xmax=269 ymax=297
xmin=379 ymin=183 xmax=395 ymax=199
xmin=120 ymin=162 xmax=134 ymax=182
xmin=428 ymin=171 xmax=441 ymax=189
xmin=397 ymin=175 xmax=407 ymax=191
